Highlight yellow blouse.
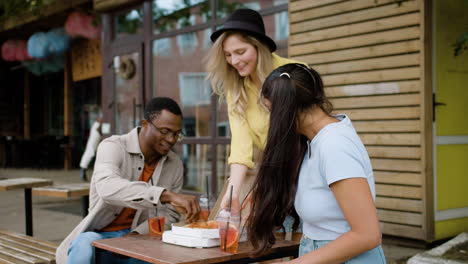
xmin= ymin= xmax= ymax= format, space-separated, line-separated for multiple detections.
xmin=227 ymin=53 xmax=305 ymax=168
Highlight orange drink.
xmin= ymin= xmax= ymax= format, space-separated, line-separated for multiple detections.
xmin=199 ymin=209 xmax=210 ymax=222
xmin=216 ymin=209 xmax=240 ymax=253
xmin=219 ymin=224 xmax=239 ymax=253
xmin=148 ymin=207 xmax=166 ymax=236
xmin=148 ymin=216 xmax=165 ymax=236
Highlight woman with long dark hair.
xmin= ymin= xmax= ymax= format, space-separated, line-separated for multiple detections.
xmin=248 ymin=63 xmax=386 ymax=263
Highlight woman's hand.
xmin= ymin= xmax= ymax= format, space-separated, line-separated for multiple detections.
xmin=220 ymin=163 xmax=249 ymax=215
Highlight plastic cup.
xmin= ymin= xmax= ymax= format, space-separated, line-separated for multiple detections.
xmin=216 ymin=209 xmax=240 ymax=253
xmin=148 ymin=207 xmax=166 ymax=236
xmin=198 ymin=196 xmax=211 ymax=221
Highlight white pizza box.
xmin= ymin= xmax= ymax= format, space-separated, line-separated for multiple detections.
xmin=171 ymin=222 xmax=219 ymax=239
xmin=162 ymin=231 xmax=220 ymax=248
xmin=163 ymin=228 xmax=248 ymax=248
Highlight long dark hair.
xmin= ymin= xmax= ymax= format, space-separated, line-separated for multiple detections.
xmin=247 ymin=63 xmax=333 ymax=255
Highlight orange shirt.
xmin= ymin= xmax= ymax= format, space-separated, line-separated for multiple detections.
xmin=100 ymin=162 xmax=157 ymax=232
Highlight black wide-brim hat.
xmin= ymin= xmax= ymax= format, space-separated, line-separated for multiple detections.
xmin=210 ymin=8 xmax=276 ymax=52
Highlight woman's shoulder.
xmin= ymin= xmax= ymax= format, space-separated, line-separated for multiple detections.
xmin=272 ymin=53 xmax=307 ymax=68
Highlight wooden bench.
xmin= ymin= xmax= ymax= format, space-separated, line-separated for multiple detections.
xmin=0 ymin=229 xmax=57 ymax=264
xmin=32 ymin=183 xmax=90 ymax=217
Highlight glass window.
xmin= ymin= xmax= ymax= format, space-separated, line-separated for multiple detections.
xmin=217 ymin=0 xmax=274 ymax=19
xmin=153 ymin=38 xmax=172 ymax=56
xmin=173 ymin=143 xmax=212 ymax=192
xmin=113 ymin=52 xmax=142 ymax=134
xmin=263 ymin=13 xmax=288 ymax=57
xmin=176 ymin=32 xmax=198 ymax=55
xmin=149 ymin=0 xmax=289 ymax=194
xmin=152 ymin=30 xmax=212 ymax=137
xmin=153 ymin=0 xmax=211 ymax=34
xmin=115 ymin=8 xmax=143 ymax=38
xmin=216 ymin=144 xmax=230 ymax=193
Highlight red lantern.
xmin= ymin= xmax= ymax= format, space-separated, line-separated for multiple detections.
xmin=65 ymin=12 xmax=101 ymax=39
xmin=1 ymin=40 xmax=32 ymax=62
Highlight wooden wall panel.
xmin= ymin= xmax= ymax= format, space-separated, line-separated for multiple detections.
xmin=290 ymin=0 xmax=428 ymax=239
xmin=326 ymin=81 xmax=420 ymax=97
xmin=291 ymin=0 xmax=419 ymax=33
xmin=376 ymin=197 xmax=423 ymax=212
xmin=290 ymin=13 xmax=420 ymax=45
xmin=295 ymin=40 xmax=421 ymax=65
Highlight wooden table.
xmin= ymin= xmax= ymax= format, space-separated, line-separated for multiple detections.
xmin=0 ymin=178 xmax=53 ymax=236
xmin=32 ymin=183 xmax=90 ymax=217
xmin=92 ymin=235 xmax=299 ymax=264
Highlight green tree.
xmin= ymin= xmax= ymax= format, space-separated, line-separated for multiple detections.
xmin=0 ymin=0 xmax=56 ymax=22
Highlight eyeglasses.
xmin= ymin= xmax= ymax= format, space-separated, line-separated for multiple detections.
xmin=147 ymin=121 xmax=185 ymax=142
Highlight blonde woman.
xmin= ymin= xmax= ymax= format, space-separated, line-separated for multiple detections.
xmin=206 ymin=8 xmax=305 ymax=227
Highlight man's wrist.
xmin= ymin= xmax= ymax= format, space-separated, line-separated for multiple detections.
xmin=159 ymin=189 xmax=171 ymax=203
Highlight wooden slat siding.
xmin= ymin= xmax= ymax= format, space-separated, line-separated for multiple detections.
xmin=374 ymin=172 xmax=422 ymax=186
xmin=353 ymin=120 xmax=420 ymax=133
xmin=331 ymin=94 xmax=420 ymax=109
xmin=295 ymin=40 xmax=420 ymax=65
xmin=341 ymin=107 xmax=420 ymax=120
xmin=376 ymin=184 xmax=422 ymax=199
xmin=323 ymin=67 xmax=420 ymax=87
xmin=290 ymin=12 xmax=419 ymax=45
xmin=376 ymin=197 xmax=423 ymax=212
xmin=290 ymin=0 xmax=344 ymax=11
xmin=326 ymin=81 xmax=420 ymax=97
xmin=361 ymin=134 xmax=420 ymax=146
xmin=377 ymin=210 xmax=422 ymax=226
xmin=291 ymin=26 xmax=420 ymax=56
xmin=290 ymin=0 xmax=397 ymax=23
xmin=372 ymin=159 xmax=420 ymax=172
xmin=367 ymin=146 xmax=420 ymax=159
xmin=380 ymin=223 xmax=425 ymax=239
xmin=289 ymin=0 xmax=426 ymax=240
xmin=290 ymin=0 xmax=419 ymax=34
xmin=315 ymin=54 xmax=419 ymax=75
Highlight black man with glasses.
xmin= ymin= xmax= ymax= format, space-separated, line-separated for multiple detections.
xmin=57 ymin=97 xmax=200 ymax=264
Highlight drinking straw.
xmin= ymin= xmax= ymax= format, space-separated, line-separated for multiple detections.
xmin=156 ymin=207 xmax=161 ymax=233
xmin=224 ymin=185 xmax=233 ymax=251
xmin=206 ymin=175 xmax=210 ymax=213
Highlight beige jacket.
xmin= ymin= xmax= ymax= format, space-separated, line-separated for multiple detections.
xmin=56 ymin=127 xmax=183 ymax=264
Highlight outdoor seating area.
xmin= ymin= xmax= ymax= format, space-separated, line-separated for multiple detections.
xmin=0 ymin=0 xmax=467 ymax=263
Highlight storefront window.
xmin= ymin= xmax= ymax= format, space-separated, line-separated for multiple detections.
xmin=115 ymin=8 xmax=143 ymax=38
xmin=153 ymin=0 xmax=210 ymax=34
xmin=113 ymin=52 xmax=142 ymax=134
xmin=152 ymin=30 xmax=212 ymax=138
xmin=145 ymin=0 xmax=288 ymax=194
xmin=172 ymin=143 xmax=212 ymax=192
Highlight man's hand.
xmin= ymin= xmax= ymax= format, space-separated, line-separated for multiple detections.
xmin=160 ymin=190 xmax=200 ymax=223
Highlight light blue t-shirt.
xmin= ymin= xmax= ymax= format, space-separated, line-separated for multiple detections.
xmin=294 ymin=114 xmax=376 ymax=240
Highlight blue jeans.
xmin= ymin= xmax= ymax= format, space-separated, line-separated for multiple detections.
xmin=67 ymin=228 xmax=149 ymax=264
xmin=299 ymin=234 xmax=386 ymax=263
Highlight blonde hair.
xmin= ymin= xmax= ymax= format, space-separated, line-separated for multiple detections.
xmin=205 ymin=31 xmax=273 ymax=119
